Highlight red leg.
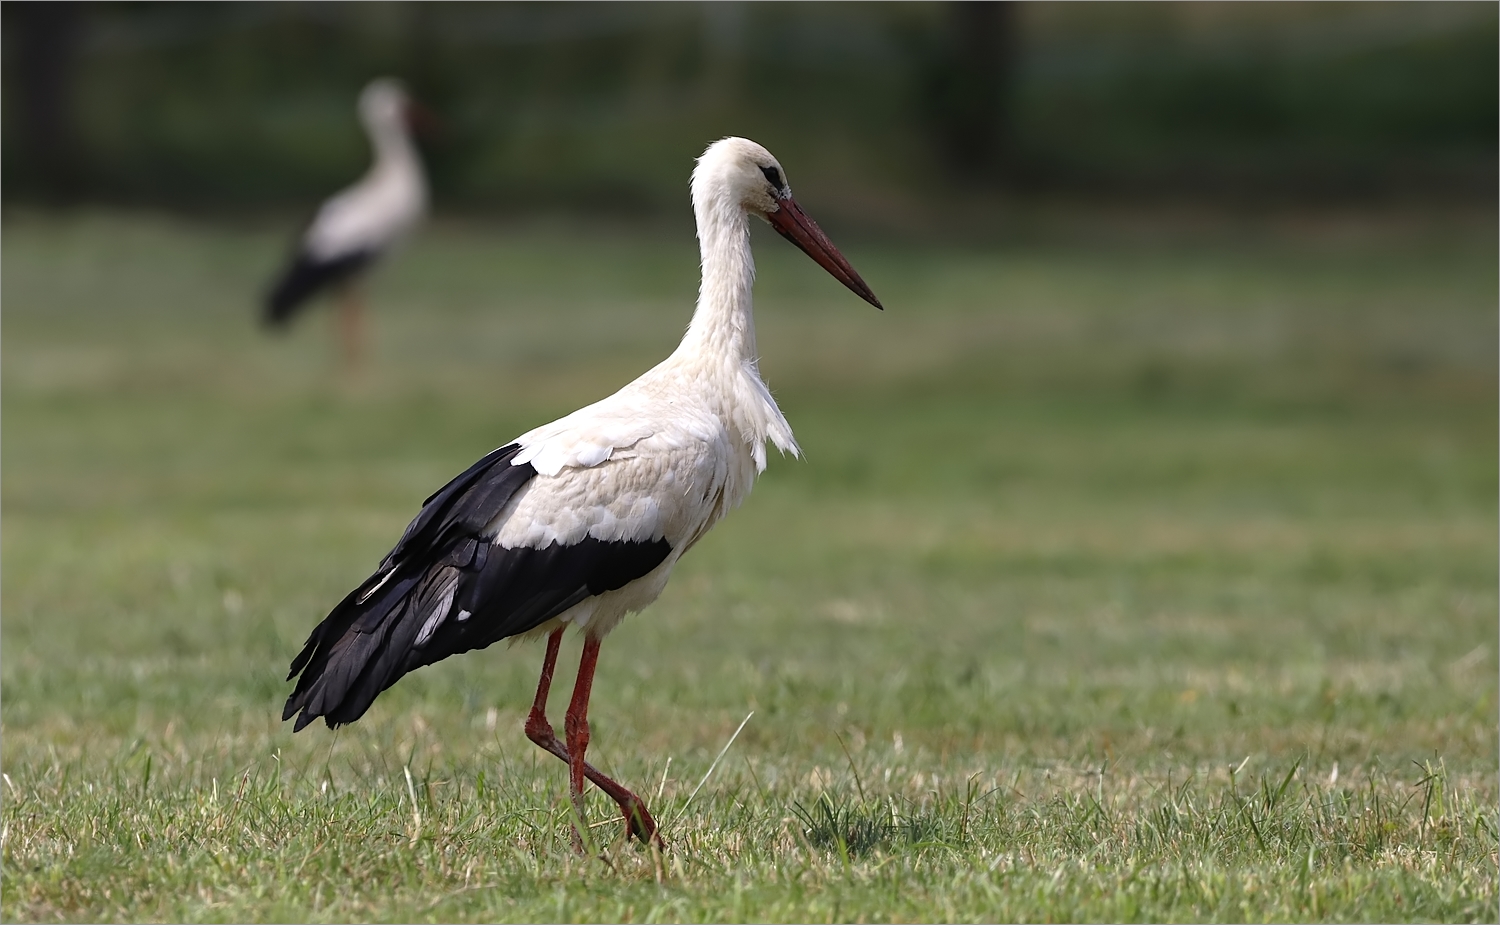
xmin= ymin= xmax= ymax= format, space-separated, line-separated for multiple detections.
xmin=523 ymin=629 xmax=566 ymax=747
xmin=523 ymin=629 xmax=661 ymax=847
xmin=338 ymin=284 xmax=364 ymax=372
xmin=564 ymin=636 xmax=600 ymax=851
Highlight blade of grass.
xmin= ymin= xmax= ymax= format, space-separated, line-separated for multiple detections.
xmin=834 ymin=730 xmax=867 ymax=805
xmin=669 ymin=711 xmax=753 ymax=829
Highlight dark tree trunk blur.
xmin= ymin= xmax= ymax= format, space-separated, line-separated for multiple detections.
xmin=9 ymin=1 xmax=85 ymax=199
xmin=924 ymin=1 xmax=1018 ymax=185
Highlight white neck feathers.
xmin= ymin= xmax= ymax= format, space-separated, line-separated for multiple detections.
xmin=366 ymin=115 xmax=418 ymax=178
xmin=682 ymin=195 xmax=757 ymax=365
xmin=667 ymin=149 xmax=798 ymax=469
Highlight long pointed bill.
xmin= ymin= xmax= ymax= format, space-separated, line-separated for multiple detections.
xmin=404 ymin=100 xmax=442 ymax=139
xmin=765 ymin=195 xmax=883 ymax=310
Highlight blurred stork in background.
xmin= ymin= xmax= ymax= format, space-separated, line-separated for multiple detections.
xmin=282 ymin=137 xmax=882 ymax=852
xmin=263 ymin=78 xmax=431 ymax=368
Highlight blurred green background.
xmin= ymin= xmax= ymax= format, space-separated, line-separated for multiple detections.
xmin=3 ymin=3 xmax=1497 ymax=921
xmin=4 ymin=1 xmax=1496 ymax=219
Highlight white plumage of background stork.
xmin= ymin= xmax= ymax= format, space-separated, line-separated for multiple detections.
xmin=283 ymin=136 xmax=882 ymax=851
xmin=263 ymin=78 xmax=429 ymax=366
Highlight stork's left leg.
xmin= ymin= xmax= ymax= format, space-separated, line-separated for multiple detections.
xmin=564 ymin=636 xmax=600 ymax=852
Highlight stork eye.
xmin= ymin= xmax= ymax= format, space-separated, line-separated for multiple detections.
xmin=759 ymin=165 xmax=783 ymax=190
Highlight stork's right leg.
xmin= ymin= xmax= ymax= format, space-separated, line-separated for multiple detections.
xmin=524 ymin=629 xmax=661 ymax=847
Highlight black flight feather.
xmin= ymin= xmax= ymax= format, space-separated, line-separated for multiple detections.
xmin=283 ymin=442 xmax=673 ymax=731
xmin=264 ymin=248 xmax=376 ymax=326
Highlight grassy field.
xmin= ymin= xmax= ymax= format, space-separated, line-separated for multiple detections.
xmin=2 ymin=207 xmax=1496 ymax=922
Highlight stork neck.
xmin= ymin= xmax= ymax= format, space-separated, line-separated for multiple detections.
xmin=366 ymin=116 xmax=419 ymax=178
xmin=680 ymin=203 xmax=758 ymax=370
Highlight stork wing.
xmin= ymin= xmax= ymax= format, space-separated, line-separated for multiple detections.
xmin=264 ymin=248 xmax=375 ymax=325
xmin=512 ymin=411 xmax=656 ymax=477
xmin=282 ymin=440 xmax=680 ymax=731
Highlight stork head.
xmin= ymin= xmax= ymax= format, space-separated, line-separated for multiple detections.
xmin=359 ymin=78 xmax=438 ymax=138
xmin=693 ymin=137 xmax=883 ymax=310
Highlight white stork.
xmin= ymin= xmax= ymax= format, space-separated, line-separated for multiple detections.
xmin=264 ymin=78 xmax=430 ymax=366
xmin=283 ymin=137 xmax=881 ymax=850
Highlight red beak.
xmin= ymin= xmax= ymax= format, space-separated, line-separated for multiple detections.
xmin=404 ymin=100 xmax=442 ymax=140
xmin=764 ymin=195 xmax=883 ymax=310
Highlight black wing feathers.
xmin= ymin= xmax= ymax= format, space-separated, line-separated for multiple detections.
xmin=264 ymin=249 xmax=376 ymax=326
xmin=283 ymin=442 xmax=673 ymax=731
xmin=381 ymin=443 xmax=535 ymax=571
xmin=441 ymin=536 xmax=673 ymax=654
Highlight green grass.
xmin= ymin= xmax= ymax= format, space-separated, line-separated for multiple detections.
xmin=2 ymin=208 xmax=1496 ymax=922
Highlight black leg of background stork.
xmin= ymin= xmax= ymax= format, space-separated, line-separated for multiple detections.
xmin=524 ymin=628 xmax=662 ymax=848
